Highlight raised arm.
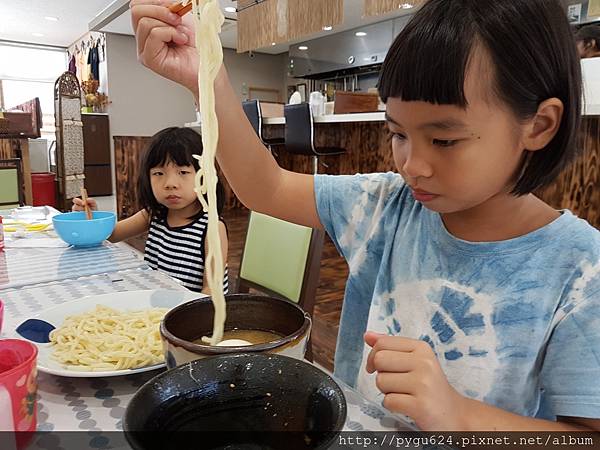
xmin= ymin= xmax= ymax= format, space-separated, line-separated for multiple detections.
xmin=130 ymin=0 xmax=322 ymax=229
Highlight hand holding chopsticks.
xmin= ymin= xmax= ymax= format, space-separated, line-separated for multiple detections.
xmin=169 ymin=1 xmax=193 ymax=16
xmin=80 ymin=188 xmax=93 ymax=220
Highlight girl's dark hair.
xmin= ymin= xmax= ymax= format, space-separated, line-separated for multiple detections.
xmin=378 ymin=0 xmax=582 ymax=196
xmin=138 ymin=127 xmax=226 ymax=220
xmin=575 ymin=24 xmax=600 ymax=49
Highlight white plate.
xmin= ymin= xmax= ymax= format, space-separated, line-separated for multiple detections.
xmin=12 ymin=289 xmax=202 ymax=378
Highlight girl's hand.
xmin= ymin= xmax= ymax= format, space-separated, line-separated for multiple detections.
xmin=72 ymin=197 xmax=98 ymax=212
xmin=130 ymin=0 xmax=200 ymax=95
xmin=365 ymin=332 xmax=467 ymax=431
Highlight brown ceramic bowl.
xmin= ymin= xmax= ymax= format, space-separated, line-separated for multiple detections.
xmin=160 ymin=294 xmax=311 ymax=369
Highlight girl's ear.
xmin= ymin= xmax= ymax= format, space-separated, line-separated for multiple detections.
xmin=520 ymin=98 xmax=564 ymax=152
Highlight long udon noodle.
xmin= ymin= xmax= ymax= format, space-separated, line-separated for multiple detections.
xmin=189 ymin=0 xmax=227 ymax=345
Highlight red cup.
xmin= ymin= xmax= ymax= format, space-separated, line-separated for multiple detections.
xmin=0 ymin=339 xmax=38 ymax=437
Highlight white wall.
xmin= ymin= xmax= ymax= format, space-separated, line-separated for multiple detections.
xmin=105 ymin=33 xmax=197 ymax=192
xmin=223 ymin=48 xmax=288 ymax=102
xmin=105 ymin=33 xmax=197 ymax=137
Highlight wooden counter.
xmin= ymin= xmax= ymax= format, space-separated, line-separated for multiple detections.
xmin=115 ymin=116 xmax=599 ymax=230
xmin=114 ymin=136 xmax=150 ymax=219
xmin=263 ymin=112 xmax=386 ymax=125
xmin=263 ymin=117 xmax=600 ymax=230
xmin=538 ymin=117 xmax=599 ymax=229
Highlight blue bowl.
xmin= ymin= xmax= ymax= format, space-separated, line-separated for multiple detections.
xmin=52 ymin=211 xmax=116 ymax=247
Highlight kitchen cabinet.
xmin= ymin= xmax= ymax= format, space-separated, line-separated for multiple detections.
xmin=82 ymin=113 xmax=112 ymax=196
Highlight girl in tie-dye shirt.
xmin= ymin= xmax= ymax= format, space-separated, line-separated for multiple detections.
xmin=315 ymin=0 xmax=600 ymax=431
xmin=132 ymin=0 xmax=600 ymax=432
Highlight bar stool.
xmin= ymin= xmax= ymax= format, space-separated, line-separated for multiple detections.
xmin=284 ymin=103 xmax=345 ymax=174
xmin=242 ymin=99 xmax=285 ymax=149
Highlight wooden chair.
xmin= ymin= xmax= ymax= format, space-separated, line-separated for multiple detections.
xmin=236 ymin=211 xmax=325 ymax=361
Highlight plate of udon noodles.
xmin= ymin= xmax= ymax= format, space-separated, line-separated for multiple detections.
xmin=13 ymin=289 xmax=200 ymax=377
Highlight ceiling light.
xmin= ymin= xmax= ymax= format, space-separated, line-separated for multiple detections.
xmin=224 ymin=6 xmax=236 ymax=13
xmin=400 ymin=3 xmax=414 ymax=8
xmin=32 ymin=33 xmax=44 ymax=37
xmin=271 ymin=42 xmax=276 ymax=46
xmin=355 ymin=31 xmax=367 ymax=37
xmin=299 ymin=45 xmax=308 ymax=51
xmin=323 ymin=26 xmax=333 ymax=31
xmin=44 ymin=16 xmax=59 ymax=22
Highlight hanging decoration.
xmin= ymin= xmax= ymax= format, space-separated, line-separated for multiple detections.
xmin=237 ymin=0 xmax=344 ymax=53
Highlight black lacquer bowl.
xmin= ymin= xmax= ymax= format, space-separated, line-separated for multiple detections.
xmin=123 ymin=353 xmax=347 ymax=450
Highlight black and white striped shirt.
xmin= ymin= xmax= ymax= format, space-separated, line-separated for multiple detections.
xmin=144 ymin=213 xmax=229 ymax=293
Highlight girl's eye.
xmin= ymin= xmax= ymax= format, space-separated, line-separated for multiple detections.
xmin=433 ymin=139 xmax=459 ymax=148
xmin=151 ymin=171 xmax=163 ymax=176
xmin=180 ymin=170 xmax=191 ymax=175
xmin=391 ymin=132 xmax=407 ymax=142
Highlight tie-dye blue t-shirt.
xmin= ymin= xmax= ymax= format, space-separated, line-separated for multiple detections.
xmin=315 ymin=172 xmax=600 ymax=419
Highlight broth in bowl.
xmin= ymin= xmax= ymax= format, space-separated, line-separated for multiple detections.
xmin=194 ymin=329 xmax=284 ymax=346
xmin=160 ymin=294 xmax=311 ymax=368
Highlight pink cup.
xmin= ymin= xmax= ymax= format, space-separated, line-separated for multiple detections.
xmin=0 ymin=339 xmax=38 ymax=440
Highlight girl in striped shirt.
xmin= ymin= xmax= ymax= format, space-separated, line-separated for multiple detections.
xmin=73 ymin=127 xmax=229 ymax=293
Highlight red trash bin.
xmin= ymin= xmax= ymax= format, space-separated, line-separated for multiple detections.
xmin=31 ymin=172 xmax=56 ymax=207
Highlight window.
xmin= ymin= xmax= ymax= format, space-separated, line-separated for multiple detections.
xmin=0 ymin=42 xmax=67 ymax=144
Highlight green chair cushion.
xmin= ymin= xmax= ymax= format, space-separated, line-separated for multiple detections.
xmin=0 ymin=168 xmax=19 ymax=205
xmin=239 ymin=212 xmax=312 ymax=303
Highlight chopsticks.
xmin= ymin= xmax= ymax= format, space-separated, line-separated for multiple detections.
xmin=169 ymin=1 xmax=193 ymax=16
xmin=81 ymin=187 xmax=93 ymax=220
